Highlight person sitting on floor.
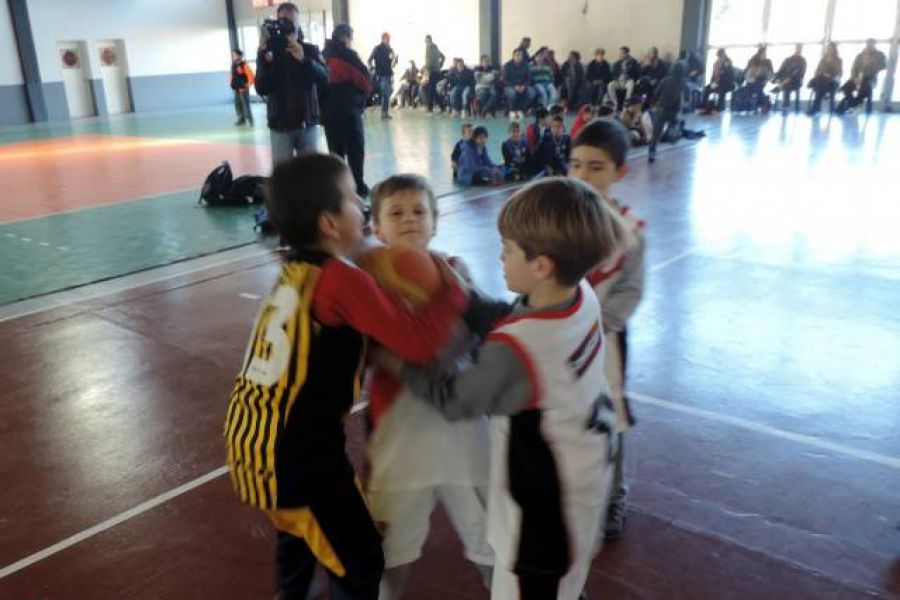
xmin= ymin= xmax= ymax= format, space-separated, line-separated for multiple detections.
xmin=457 ymin=126 xmax=503 ymax=186
xmin=452 ymin=123 xmax=475 ymax=179
xmin=502 ymin=121 xmax=532 ymax=181
xmin=525 ymin=106 xmax=551 ymax=152
xmin=537 ymin=115 xmax=572 ymax=175
xmin=620 ymin=97 xmax=652 ymax=147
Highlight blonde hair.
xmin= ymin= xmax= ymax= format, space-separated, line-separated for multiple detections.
xmin=498 ymin=177 xmax=631 ymax=286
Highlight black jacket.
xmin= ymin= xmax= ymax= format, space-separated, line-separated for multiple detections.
xmin=613 ymin=56 xmax=640 ymax=81
xmin=561 ymin=61 xmax=585 ymax=84
xmin=503 ymin=60 xmax=531 ymax=86
xmin=324 ymin=40 xmax=373 ymax=114
xmin=641 ymin=59 xmax=669 ymax=83
xmin=449 ymin=67 xmax=476 ymax=89
xmin=369 ymin=43 xmax=395 ymax=77
xmin=586 ymin=59 xmax=612 ymax=83
xmin=255 ymin=42 xmax=327 ymax=131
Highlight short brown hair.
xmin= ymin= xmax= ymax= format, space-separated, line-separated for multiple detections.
xmin=498 ymin=177 xmax=629 ymax=286
xmin=370 ymin=174 xmax=438 ymax=224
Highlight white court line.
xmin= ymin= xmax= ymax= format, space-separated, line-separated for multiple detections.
xmin=649 ymin=248 xmax=695 ymax=273
xmin=629 ymin=392 xmax=900 ymax=470
xmin=0 ymin=400 xmax=371 ymax=580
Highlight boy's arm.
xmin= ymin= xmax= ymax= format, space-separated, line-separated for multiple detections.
xmin=602 ymin=230 xmax=645 ymax=332
xmin=314 ymin=258 xmax=468 ymax=364
xmin=401 ymin=336 xmax=535 ymax=420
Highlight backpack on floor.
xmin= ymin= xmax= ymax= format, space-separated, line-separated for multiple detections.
xmin=226 ymin=175 xmax=267 ymax=205
xmin=198 ymin=161 xmax=233 ymax=206
xmin=661 ymin=119 xmax=684 ymax=143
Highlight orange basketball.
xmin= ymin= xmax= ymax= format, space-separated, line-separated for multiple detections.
xmin=358 ymin=245 xmax=442 ymax=306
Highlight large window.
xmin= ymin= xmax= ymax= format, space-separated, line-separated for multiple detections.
xmin=707 ymin=0 xmax=900 ymax=104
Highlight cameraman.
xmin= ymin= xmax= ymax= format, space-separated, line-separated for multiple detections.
xmin=323 ymin=24 xmax=372 ymax=197
xmin=255 ymin=2 xmax=328 ymax=167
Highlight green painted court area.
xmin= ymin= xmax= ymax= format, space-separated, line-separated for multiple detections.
xmin=0 ymin=105 xmax=521 ymax=304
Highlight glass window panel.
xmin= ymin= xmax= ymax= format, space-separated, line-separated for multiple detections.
xmin=767 ymin=0 xmax=829 ymax=43
xmin=893 ymin=60 xmax=900 ymax=102
xmin=709 ymin=0 xmax=767 ymax=46
xmin=832 ymin=0 xmax=897 ymax=41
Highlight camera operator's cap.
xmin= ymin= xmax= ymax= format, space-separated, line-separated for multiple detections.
xmin=332 ymin=24 xmax=353 ymax=41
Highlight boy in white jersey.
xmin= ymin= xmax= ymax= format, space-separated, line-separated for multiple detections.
xmin=569 ymin=118 xmax=646 ymax=540
xmin=365 ymin=174 xmax=494 ymax=598
xmin=374 ymin=178 xmax=630 ymax=599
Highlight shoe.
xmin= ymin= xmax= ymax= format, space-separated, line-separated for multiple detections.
xmin=604 ymin=505 xmax=626 ymax=540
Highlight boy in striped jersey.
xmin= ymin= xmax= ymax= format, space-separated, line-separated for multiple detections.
xmin=569 ymin=119 xmax=646 ymax=541
xmin=224 ymin=154 xmax=468 ymax=599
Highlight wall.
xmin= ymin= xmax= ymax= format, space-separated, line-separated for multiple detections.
xmin=349 ymin=0 xmax=481 ymax=68
xmin=501 ymin=0 xmax=685 ymax=63
xmin=0 ymin=1 xmax=29 ymax=125
xmin=25 ymin=0 xmax=233 ymax=116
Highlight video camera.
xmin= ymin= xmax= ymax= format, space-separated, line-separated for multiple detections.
xmin=262 ymin=18 xmax=296 ymax=53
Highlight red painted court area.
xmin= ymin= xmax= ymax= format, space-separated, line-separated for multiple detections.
xmin=0 ymin=135 xmax=271 ymax=223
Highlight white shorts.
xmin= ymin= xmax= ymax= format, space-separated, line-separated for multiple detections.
xmin=367 ymin=485 xmax=494 ymax=568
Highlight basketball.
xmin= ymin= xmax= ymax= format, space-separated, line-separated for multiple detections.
xmin=358 ymin=245 xmax=442 ymax=306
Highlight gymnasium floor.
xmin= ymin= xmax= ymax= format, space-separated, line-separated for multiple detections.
xmin=0 ymin=105 xmax=898 ymax=599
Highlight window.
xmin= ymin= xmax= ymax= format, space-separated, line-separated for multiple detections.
xmin=767 ymin=0 xmax=829 ymax=43
xmin=709 ymin=0 xmax=767 ymax=46
xmin=832 ymin=0 xmax=898 ymax=41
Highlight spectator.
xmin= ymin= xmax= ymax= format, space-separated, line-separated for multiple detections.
xmin=620 ymin=97 xmax=652 ymax=147
xmin=473 ymin=55 xmax=500 ymax=117
xmin=230 ymin=49 xmax=255 ymax=126
xmin=531 ymin=49 xmax=558 ymax=107
xmin=561 ymin=51 xmax=585 ymax=112
xmin=502 ymin=121 xmax=531 ymax=181
xmin=772 ymin=44 xmax=807 ymax=112
xmin=807 ymin=43 xmax=842 ymax=115
xmin=836 ymin=39 xmax=887 ymax=115
xmin=394 ymin=60 xmax=420 ymax=108
xmin=255 ymin=2 xmax=328 ymax=167
xmin=457 ymin=126 xmax=503 ymax=185
xmin=503 ymin=48 xmax=535 ymax=120
xmin=607 ymin=47 xmax=641 ymax=111
xmin=424 ymin=35 xmax=446 ymax=114
xmin=635 ymin=47 xmax=669 ymax=100
xmin=584 ymin=48 xmax=612 ymax=105
xmin=516 ymin=37 xmax=533 ymax=64
xmin=323 ymin=24 xmax=373 ymax=196
xmin=701 ymin=48 xmax=735 ymax=113
xmin=648 ymin=61 xmax=686 ymax=163
xmin=570 ymin=104 xmax=597 ymax=140
xmin=742 ymin=45 xmax=774 ymax=109
xmin=546 ymin=49 xmax=563 ymax=88
xmin=678 ymin=48 xmax=705 ymax=111
xmin=369 ymin=32 xmax=398 ymax=119
xmin=537 ymin=115 xmax=571 ymax=175
xmin=448 ymin=58 xmax=476 ymax=118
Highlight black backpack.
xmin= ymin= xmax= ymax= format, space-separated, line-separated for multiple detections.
xmin=226 ymin=175 xmax=267 ymax=205
xmin=198 ymin=162 xmax=233 ymax=206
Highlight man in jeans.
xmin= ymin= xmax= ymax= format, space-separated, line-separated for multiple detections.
xmin=255 ymin=2 xmax=328 ymax=168
xmin=368 ymin=32 xmax=397 ymax=120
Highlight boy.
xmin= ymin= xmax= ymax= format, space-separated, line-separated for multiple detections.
xmin=568 ymin=119 xmax=646 ymax=541
xmin=620 ymin=97 xmax=652 ymax=147
xmin=224 ymin=154 xmax=469 ymax=600
xmin=366 ymin=174 xmax=494 ymax=599
xmin=373 ymin=177 xmax=630 ymax=599
xmin=538 ymin=115 xmax=572 ymax=175
xmin=457 ymin=126 xmax=503 ymax=186
xmin=501 ymin=121 xmax=531 ymax=181
xmin=525 ymin=107 xmax=550 ymax=152
xmin=452 ymin=123 xmax=475 ymax=179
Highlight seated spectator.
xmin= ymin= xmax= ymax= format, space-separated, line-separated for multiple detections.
xmin=537 ymin=115 xmax=571 ymax=175
xmin=836 ymin=39 xmax=887 ymax=115
xmin=620 ymin=97 xmax=652 ymax=147
xmin=678 ymin=49 xmax=705 ymax=111
xmin=474 ymin=55 xmax=500 ymax=117
xmin=584 ymin=49 xmax=612 ymax=106
xmin=607 ymin=46 xmax=641 ymax=111
xmin=525 ymin=106 xmax=550 ymax=151
xmin=570 ymin=104 xmax=597 ymax=140
xmin=807 ymin=42 xmax=842 ymax=115
xmin=394 ymin=60 xmax=420 ymax=108
xmin=561 ymin=51 xmax=585 ymax=112
xmin=457 ymin=126 xmax=503 ymax=185
xmin=502 ymin=121 xmax=531 ymax=181
xmin=649 ymin=61 xmax=686 ymax=163
xmin=503 ymin=48 xmax=535 ymax=120
xmin=448 ymin=58 xmax=476 ymax=117
xmin=741 ymin=45 xmax=774 ymax=110
xmin=635 ymin=47 xmax=669 ymax=100
xmin=531 ymin=48 xmax=558 ymax=107
xmin=772 ymin=44 xmax=807 ymax=112
xmin=417 ymin=66 xmax=431 ymax=108
xmin=547 ymin=49 xmax=563 ymax=89
xmin=701 ymin=48 xmax=735 ymax=113
xmin=451 ymin=123 xmax=474 ymax=179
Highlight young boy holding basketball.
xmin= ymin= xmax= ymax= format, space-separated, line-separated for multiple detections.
xmin=223 ymin=154 xmax=468 ymax=600
xmin=365 ymin=173 xmax=494 ymax=599
xmin=374 ymin=177 xmax=631 ymax=599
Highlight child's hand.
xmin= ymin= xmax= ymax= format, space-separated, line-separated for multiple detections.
xmin=370 ymin=346 xmax=403 ymax=377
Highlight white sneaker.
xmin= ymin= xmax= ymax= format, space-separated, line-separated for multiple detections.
xmin=509 ymin=112 xmax=517 ymax=121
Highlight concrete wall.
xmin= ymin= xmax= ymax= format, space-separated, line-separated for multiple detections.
xmin=501 ymin=0 xmax=685 ymax=62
